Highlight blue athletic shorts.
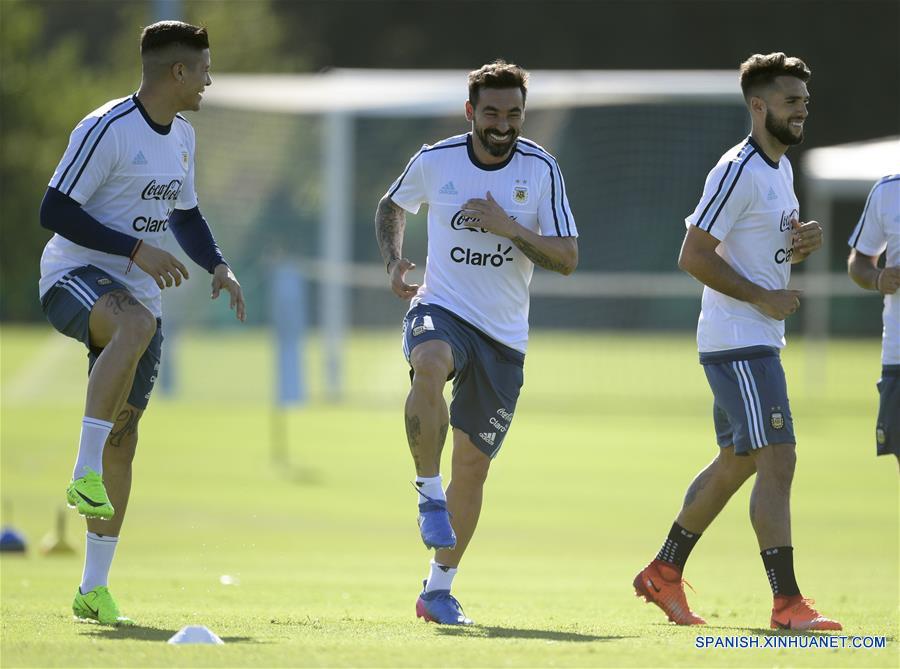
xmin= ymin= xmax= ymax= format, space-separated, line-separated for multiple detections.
xmin=876 ymin=366 xmax=900 ymax=457
xmin=40 ymin=265 xmax=162 ymax=410
xmin=402 ymin=303 xmax=525 ymax=458
xmin=700 ymin=346 xmax=795 ymax=456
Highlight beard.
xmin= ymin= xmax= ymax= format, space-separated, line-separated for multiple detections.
xmin=765 ymin=111 xmax=804 ymax=146
xmin=474 ymin=124 xmax=519 ymax=157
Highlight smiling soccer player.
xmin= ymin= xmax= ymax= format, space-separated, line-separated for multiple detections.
xmin=633 ymin=52 xmax=841 ymax=632
xmin=375 ymin=60 xmax=578 ymax=625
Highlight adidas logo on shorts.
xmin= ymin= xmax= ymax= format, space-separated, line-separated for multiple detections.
xmin=479 ymin=432 xmax=496 ymax=446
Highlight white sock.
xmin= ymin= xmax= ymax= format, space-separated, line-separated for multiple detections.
xmin=73 ymin=417 xmax=114 ymax=479
xmin=425 ymin=559 xmax=457 ymax=592
xmin=415 ymin=475 xmax=445 ymax=504
xmin=80 ymin=532 xmax=118 ymax=593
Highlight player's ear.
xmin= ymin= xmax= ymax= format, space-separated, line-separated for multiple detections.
xmin=465 ymin=100 xmax=475 ymax=122
xmin=171 ymin=62 xmax=184 ymax=83
xmin=749 ymin=94 xmax=766 ymax=115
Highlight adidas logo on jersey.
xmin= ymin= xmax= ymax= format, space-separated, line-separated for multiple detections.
xmin=439 ymin=181 xmax=458 ymax=195
xmin=132 ymin=150 xmax=148 ymax=165
xmin=479 ymin=432 xmax=496 ymax=446
xmin=767 ymin=187 xmax=778 ymax=201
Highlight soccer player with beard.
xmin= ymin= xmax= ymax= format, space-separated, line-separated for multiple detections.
xmin=38 ymin=21 xmax=245 ymax=626
xmin=375 ymin=60 xmax=578 ymax=625
xmin=632 ymin=53 xmax=842 ymax=631
xmin=847 ymin=175 xmax=900 ymax=467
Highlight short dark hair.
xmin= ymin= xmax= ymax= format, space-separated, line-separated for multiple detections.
xmin=140 ymin=20 xmax=209 ymax=54
xmin=467 ymin=60 xmax=529 ymax=107
xmin=739 ymin=52 xmax=810 ymax=99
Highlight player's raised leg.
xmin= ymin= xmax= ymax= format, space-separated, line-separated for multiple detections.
xmin=73 ymin=402 xmax=143 ymax=627
xmin=407 ymin=339 xmax=457 ymax=550
xmin=66 ymin=290 xmax=156 ymax=520
xmin=635 ymin=445 xmax=755 ymax=625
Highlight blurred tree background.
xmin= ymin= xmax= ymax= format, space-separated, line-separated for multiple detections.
xmin=1 ymin=0 xmax=897 ymax=321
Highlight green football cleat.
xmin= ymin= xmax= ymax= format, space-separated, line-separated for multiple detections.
xmin=66 ymin=468 xmax=114 ymax=520
xmin=72 ymin=586 xmax=134 ymax=626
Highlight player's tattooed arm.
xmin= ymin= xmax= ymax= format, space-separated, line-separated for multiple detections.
xmin=376 ymin=196 xmax=420 ymax=299
xmin=375 ymin=196 xmax=406 ymax=269
xmin=511 ymin=235 xmax=578 ymax=274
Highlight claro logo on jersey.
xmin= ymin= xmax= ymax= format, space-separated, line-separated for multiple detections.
xmin=133 ymin=207 xmax=172 ymax=232
xmin=451 ymin=244 xmax=513 ymax=267
xmin=141 ymin=179 xmax=182 ymax=201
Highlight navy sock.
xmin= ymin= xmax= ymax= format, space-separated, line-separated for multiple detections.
xmin=656 ymin=522 xmax=701 ymax=571
xmin=761 ymin=546 xmax=801 ymax=597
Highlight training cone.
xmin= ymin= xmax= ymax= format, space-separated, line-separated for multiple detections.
xmin=40 ymin=507 xmax=76 ymax=555
xmin=0 ymin=526 xmax=27 ymax=553
xmin=167 ymin=626 xmax=225 ymax=645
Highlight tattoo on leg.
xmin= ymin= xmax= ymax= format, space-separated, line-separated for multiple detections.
xmin=108 ymin=408 xmax=139 ymax=448
xmin=438 ymin=422 xmax=449 ymax=447
xmin=405 ymin=414 xmax=422 ymax=467
xmin=683 ymin=468 xmax=714 ymax=508
xmin=104 ymin=291 xmax=139 ymax=316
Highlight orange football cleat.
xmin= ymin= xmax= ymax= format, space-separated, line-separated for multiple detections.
xmin=633 ymin=559 xmax=707 ymax=625
xmin=770 ymin=595 xmax=842 ymax=631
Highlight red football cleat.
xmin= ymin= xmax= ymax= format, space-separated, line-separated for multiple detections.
xmin=770 ymin=595 xmax=842 ymax=631
xmin=633 ymin=559 xmax=707 ymax=625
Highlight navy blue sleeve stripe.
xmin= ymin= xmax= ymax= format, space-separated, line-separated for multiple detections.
xmin=705 ymin=151 xmax=756 ymax=233
xmin=387 ymin=141 xmax=466 ymax=200
xmin=850 ymin=176 xmax=900 ymax=248
xmin=65 ymin=106 xmax=138 ymax=197
xmin=694 ymin=161 xmax=734 ymax=231
xmin=54 ymin=99 xmax=133 ymax=192
xmin=518 ymin=140 xmax=574 ymax=236
xmin=387 ymin=149 xmax=424 ymax=199
xmin=516 ymin=149 xmax=562 ymax=236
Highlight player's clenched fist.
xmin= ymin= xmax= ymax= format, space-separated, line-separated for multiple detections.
xmin=755 ymin=288 xmax=802 ymax=320
xmin=132 ymin=243 xmax=190 ymax=289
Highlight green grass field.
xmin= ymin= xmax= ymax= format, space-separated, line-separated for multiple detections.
xmin=1 ymin=325 xmax=897 ymax=668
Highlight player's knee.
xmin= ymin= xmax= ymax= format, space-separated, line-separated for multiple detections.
xmin=758 ymin=444 xmax=796 ymax=488
xmin=453 ymin=443 xmax=490 ymax=486
xmin=410 ymin=354 xmax=451 ymax=392
xmin=117 ymin=307 xmax=156 ymax=348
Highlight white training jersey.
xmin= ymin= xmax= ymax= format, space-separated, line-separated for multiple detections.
xmin=685 ymin=136 xmax=800 ymax=353
xmin=40 ymin=95 xmax=199 ymax=318
xmin=849 ymin=175 xmax=900 ymax=365
xmin=387 ymin=133 xmax=577 ymax=353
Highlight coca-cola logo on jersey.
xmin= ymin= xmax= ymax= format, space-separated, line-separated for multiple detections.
xmin=141 ymin=179 xmax=182 ymax=201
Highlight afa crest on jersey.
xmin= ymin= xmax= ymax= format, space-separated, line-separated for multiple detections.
xmin=512 ymin=185 xmax=528 ymax=204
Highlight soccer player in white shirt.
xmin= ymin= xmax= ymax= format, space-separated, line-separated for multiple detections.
xmin=848 ymin=175 xmax=900 ymax=466
xmin=375 ymin=61 xmax=578 ymax=625
xmin=38 ymin=21 xmax=245 ymax=626
xmin=633 ymin=53 xmax=841 ymax=631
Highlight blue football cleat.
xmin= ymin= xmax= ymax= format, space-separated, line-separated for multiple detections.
xmin=416 ymin=580 xmax=473 ymax=625
xmin=417 ymin=491 xmax=457 ymax=550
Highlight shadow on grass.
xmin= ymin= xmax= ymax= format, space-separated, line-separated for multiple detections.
xmin=435 ymin=625 xmax=633 ymax=642
xmin=78 ymin=625 xmax=263 ymax=644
